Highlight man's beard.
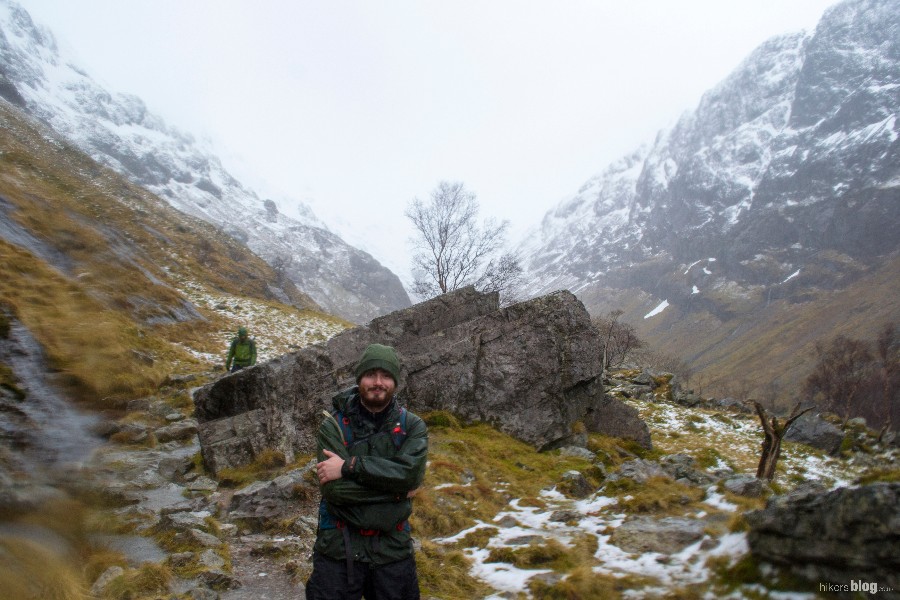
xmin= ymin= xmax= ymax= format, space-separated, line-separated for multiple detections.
xmin=359 ymin=383 xmax=393 ymax=413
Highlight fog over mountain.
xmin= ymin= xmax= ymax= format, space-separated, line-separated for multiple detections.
xmin=1 ymin=0 xmax=897 ymax=387
xmin=0 ymin=0 xmax=411 ymax=324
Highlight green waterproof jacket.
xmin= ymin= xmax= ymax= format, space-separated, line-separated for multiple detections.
xmin=315 ymin=387 xmax=428 ymax=565
xmin=225 ymin=337 xmax=256 ymax=369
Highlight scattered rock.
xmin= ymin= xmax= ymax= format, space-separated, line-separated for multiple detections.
xmin=582 ymin=394 xmax=652 ymax=450
xmin=631 ymin=371 xmax=656 ymax=387
xmin=506 ymin=535 xmax=545 ymax=546
xmin=659 ymin=454 xmax=718 ymax=487
xmin=197 ymin=570 xmax=242 ymax=591
xmin=558 ymin=446 xmax=596 ymax=461
xmin=168 ymin=552 xmax=194 ymax=568
xmin=188 ymin=528 xmax=222 ymax=548
xmin=228 ymin=466 xmax=317 ymax=527
xmin=557 ymin=470 xmax=593 ymax=499
xmin=609 ymin=459 xmax=670 ymax=484
xmin=549 ymin=509 xmax=583 ymax=523
xmin=126 ymin=397 xmax=152 ymax=412
xmin=199 ymin=549 xmax=226 ymax=570
xmin=155 ymin=419 xmax=198 ymax=443
xmin=723 ymin=475 xmax=766 ymax=498
xmin=158 ymin=510 xmax=213 ymax=532
xmin=187 ymin=587 xmax=219 ymax=600
xmin=158 ymin=455 xmax=194 ymax=480
xmin=495 ymin=515 xmax=520 ymax=528
xmin=90 ymin=565 xmax=124 ymax=596
xmin=609 ymin=516 xmax=706 ymax=554
xmin=188 ymin=476 xmax=219 ymax=493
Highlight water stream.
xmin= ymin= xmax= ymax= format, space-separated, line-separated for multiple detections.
xmin=0 ymin=318 xmax=166 ymax=566
xmin=0 ymin=320 xmax=104 ymax=475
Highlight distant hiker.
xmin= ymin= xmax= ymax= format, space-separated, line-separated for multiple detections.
xmin=307 ymin=344 xmax=428 ymax=600
xmin=225 ymin=326 xmax=256 ymax=372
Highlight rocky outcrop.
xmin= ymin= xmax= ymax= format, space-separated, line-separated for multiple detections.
xmin=193 ymin=287 xmax=651 ymax=475
xmin=0 ymin=3 xmax=410 ymax=323
xmin=583 ymin=394 xmax=652 ymax=450
xmin=746 ymin=483 xmax=900 ymax=590
xmin=784 ymin=412 xmax=845 ymax=454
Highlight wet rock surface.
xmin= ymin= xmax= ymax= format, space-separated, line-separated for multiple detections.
xmin=194 ymin=287 xmax=651 ymax=474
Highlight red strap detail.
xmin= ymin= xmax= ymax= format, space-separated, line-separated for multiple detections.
xmin=358 ymin=528 xmax=380 ymax=536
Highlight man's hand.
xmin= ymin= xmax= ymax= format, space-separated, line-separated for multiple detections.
xmin=317 ymin=449 xmax=345 ymax=484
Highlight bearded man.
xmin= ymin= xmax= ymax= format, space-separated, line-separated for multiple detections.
xmin=306 ymin=344 xmax=428 ymax=600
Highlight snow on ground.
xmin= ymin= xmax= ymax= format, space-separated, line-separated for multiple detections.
xmin=437 ymin=483 xmax=751 ymax=597
xmin=434 ymin=390 xmax=894 ymax=597
xmin=173 ymin=277 xmax=346 ymax=365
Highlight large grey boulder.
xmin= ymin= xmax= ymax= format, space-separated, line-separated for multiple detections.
xmin=583 ymin=394 xmax=652 ymax=450
xmin=193 ymin=287 xmax=650 ymax=475
xmin=746 ymin=483 xmax=900 ymax=590
xmin=784 ymin=412 xmax=845 ymax=455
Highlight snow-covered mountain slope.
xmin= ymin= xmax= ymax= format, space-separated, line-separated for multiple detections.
xmin=519 ymin=0 xmax=899 ymax=389
xmin=0 ymin=0 xmax=410 ymax=324
xmin=523 ymin=0 xmax=898 ymax=297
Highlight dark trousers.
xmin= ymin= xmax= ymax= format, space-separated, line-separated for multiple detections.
xmin=305 ymin=551 xmax=420 ymax=600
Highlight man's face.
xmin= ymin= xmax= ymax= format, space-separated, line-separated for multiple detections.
xmin=358 ymin=368 xmax=396 ymax=412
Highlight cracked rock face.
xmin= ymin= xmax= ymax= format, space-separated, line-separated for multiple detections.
xmin=193 ymin=287 xmax=651 ymax=475
xmin=746 ymin=482 xmax=900 ymax=589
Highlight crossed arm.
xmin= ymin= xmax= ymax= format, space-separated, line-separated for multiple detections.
xmin=316 ymin=418 xmax=427 ymax=506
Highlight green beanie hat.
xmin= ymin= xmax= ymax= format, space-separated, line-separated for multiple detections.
xmin=355 ymin=344 xmax=400 ymax=384
xmin=238 ymin=327 xmax=248 ymax=337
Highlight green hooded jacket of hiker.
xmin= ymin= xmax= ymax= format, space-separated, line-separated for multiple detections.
xmin=225 ymin=329 xmax=256 ymax=370
xmin=315 ymin=387 xmax=428 ymax=565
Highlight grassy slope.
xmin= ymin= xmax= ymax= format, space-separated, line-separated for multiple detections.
xmin=578 ymin=254 xmax=900 ymax=401
xmin=412 ymin=378 xmax=897 ymax=599
xmin=0 ymin=102 xmax=349 ymax=405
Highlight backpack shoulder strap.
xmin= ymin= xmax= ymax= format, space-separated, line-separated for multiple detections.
xmin=391 ymin=407 xmax=408 ymax=449
xmin=332 ymin=409 xmax=353 ymax=446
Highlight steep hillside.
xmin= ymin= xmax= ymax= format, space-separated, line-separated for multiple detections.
xmin=0 ymin=98 xmax=348 ymax=404
xmin=520 ymin=0 xmax=899 ymax=397
xmin=0 ymin=0 xmax=411 ymax=323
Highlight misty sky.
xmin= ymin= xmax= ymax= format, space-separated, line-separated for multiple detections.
xmin=19 ymin=0 xmax=837 ymax=284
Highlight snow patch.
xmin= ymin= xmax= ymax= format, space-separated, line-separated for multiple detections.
xmin=644 ymin=300 xmax=669 ymax=319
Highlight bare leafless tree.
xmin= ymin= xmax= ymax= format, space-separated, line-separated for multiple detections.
xmin=271 ymin=253 xmax=294 ymax=286
xmin=803 ymin=334 xmax=873 ymax=423
xmin=476 ymin=251 xmax=524 ymax=306
xmin=874 ymin=323 xmax=899 ymax=437
xmin=750 ymin=400 xmax=814 ymax=480
xmin=761 ymin=380 xmax=782 ymax=413
xmin=591 ymin=310 xmax=646 ymax=371
xmin=632 ymin=348 xmax=694 ymax=385
xmin=407 ymin=181 xmax=519 ymax=303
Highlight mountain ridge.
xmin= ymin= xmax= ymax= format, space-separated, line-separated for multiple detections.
xmin=0 ymin=0 xmax=411 ymax=324
xmin=519 ymin=0 xmax=899 ymax=397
